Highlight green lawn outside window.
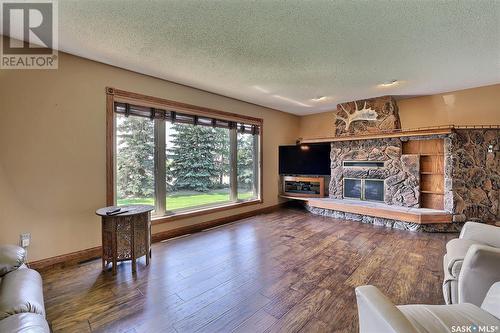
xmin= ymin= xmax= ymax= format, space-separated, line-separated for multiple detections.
xmin=117 ymin=190 xmax=254 ymax=211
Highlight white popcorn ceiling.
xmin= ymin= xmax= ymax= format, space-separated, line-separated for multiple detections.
xmin=24 ymin=1 xmax=500 ymax=114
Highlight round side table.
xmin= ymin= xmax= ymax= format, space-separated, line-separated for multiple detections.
xmin=96 ymin=205 xmax=154 ymax=274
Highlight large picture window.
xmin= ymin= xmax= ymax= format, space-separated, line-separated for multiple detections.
xmin=108 ymin=89 xmax=262 ymax=219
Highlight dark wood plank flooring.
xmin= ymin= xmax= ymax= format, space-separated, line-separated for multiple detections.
xmin=41 ymin=208 xmax=456 ymax=333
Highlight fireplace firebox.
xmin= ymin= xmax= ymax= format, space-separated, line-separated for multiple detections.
xmin=343 ymin=178 xmax=384 ymax=202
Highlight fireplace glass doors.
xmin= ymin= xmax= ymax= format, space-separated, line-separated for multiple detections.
xmin=365 ymin=180 xmax=384 ymax=201
xmin=343 ymin=179 xmax=362 ymax=199
xmin=343 ymin=178 xmax=384 ymax=202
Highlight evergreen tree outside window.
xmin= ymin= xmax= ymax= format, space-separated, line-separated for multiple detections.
xmin=116 ymin=115 xmax=155 ymax=207
xmin=166 ymin=122 xmax=232 ymax=211
xmin=237 ymin=132 xmax=258 ymax=200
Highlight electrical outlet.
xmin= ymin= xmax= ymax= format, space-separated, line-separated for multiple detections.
xmin=20 ymin=233 xmax=31 ymax=248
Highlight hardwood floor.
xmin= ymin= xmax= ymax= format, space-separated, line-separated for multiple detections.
xmin=40 ymin=208 xmax=457 ymax=333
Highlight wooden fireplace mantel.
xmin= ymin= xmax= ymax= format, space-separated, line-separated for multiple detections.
xmin=299 ymin=125 xmax=498 ymax=144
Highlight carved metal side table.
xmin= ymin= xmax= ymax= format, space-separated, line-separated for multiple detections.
xmin=96 ymin=205 xmax=154 ymax=274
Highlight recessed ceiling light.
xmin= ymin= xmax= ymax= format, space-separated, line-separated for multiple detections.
xmin=311 ymin=96 xmax=333 ymax=102
xmin=378 ymin=80 xmax=399 ymax=87
xmin=253 ymin=85 xmax=270 ymax=93
xmin=272 ymin=94 xmax=312 ymax=107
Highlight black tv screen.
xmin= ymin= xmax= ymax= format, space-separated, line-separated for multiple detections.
xmin=279 ymin=144 xmax=331 ymax=175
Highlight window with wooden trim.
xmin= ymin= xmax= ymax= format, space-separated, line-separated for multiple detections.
xmin=108 ymin=89 xmax=262 ymax=218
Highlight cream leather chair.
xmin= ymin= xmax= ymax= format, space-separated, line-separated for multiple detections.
xmin=0 ymin=245 xmax=49 ymax=333
xmin=443 ymin=221 xmax=500 ymax=305
xmin=356 ymin=282 xmax=500 ymax=333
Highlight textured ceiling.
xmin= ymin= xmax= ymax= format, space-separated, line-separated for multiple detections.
xmin=10 ymin=1 xmax=500 ymax=114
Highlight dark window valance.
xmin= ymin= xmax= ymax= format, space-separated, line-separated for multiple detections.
xmin=114 ymin=102 xmax=260 ymax=135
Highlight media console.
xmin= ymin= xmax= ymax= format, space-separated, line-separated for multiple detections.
xmin=282 ymin=176 xmax=325 ymax=198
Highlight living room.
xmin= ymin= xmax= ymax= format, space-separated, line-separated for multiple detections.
xmin=0 ymin=1 xmax=499 ymax=332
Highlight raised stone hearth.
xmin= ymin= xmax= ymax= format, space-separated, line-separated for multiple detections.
xmin=305 ymin=205 xmax=461 ymax=232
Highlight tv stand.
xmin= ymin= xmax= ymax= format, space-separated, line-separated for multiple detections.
xmin=282 ymin=176 xmax=325 ymax=198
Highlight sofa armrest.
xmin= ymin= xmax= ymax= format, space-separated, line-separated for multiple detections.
xmin=460 ymin=222 xmax=500 ymax=248
xmin=0 ymin=245 xmax=26 ymax=277
xmin=481 ymin=282 xmax=500 ymax=319
xmin=0 ymin=313 xmax=50 ymax=333
xmin=446 ymin=256 xmax=464 ymax=278
xmin=459 ymin=244 xmax=500 ymax=306
xmin=0 ymin=268 xmax=45 ymax=320
xmin=355 ymin=285 xmax=418 ymax=333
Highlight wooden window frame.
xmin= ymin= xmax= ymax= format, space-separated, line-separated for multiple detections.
xmin=106 ymin=87 xmax=264 ymax=224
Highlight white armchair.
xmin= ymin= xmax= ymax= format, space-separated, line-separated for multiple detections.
xmin=356 ymin=282 xmax=500 ymax=333
xmin=355 ymin=285 xmax=418 ymax=333
xmin=443 ymin=221 xmax=500 ymax=304
xmin=458 ymin=244 xmax=500 ymax=306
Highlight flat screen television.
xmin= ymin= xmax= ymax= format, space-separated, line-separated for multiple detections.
xmin=279 ymin=144 xmax=331 ymax=175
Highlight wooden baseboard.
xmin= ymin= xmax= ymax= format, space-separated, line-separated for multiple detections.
xmin=152 ymin=203 xmax=284 ymax=242
xmin=29 ymin=246 xmax=102 ymax=271
xmin=29 ymin=203 xmax=284 ymax=270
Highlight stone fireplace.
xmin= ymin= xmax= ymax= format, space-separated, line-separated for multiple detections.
xmin=330 ymin=138 xmax=420 ymax=207
xmin=302 ymin=96 xmax=499 ymax=232
xmin=304 ymin=130 xmax=500 ymax=232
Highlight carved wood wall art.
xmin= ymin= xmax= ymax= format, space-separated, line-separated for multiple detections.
xmin=334 ymin=96 xmax=401 ymax=136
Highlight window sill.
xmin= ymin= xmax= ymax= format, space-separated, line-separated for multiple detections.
xmin=151 ymin=199 xmax=262 ymax=225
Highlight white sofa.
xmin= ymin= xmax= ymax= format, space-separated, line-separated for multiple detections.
xmin=356 ymin=282 xmax=500 ymax=333
xmin=0 ymin=245 xmax=49 ymax=333
xmin=443 ymin=221 xmax=500 ymax=305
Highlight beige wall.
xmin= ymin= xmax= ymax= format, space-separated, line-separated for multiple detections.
xmin=0 ymin=49 xmax=299 ymax=261
xmin=298 ymin=84 xmax=500 ymax=139
xmin=398 ymin=84 xmax=500 ymax=128
xmin=298 ymin=112 xmax=336 ymax=140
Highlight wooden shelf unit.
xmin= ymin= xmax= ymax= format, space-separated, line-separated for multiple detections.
xmin=402 ymin=138 xmax=445 ymax=210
